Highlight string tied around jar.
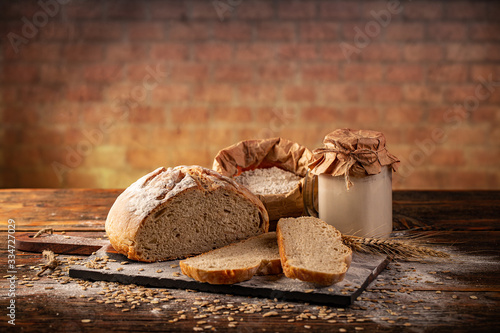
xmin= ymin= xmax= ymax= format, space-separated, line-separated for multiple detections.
xmin=308 ymin=129 xmax=400 ymax=190
xmin=312 ymin=146 xmax=388 ymax=189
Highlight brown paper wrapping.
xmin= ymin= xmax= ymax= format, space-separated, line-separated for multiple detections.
xmin=308 ymin=129 xmax=400 ymax=189
xmin=213 ymin=138 xmax=313 ymax=225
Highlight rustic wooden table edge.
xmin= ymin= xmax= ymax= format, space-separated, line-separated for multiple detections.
xmin=0 ymin=189 xmax=499 ymax=332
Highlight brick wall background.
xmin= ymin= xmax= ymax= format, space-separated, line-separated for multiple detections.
xmin=1 ymin=0 xmax=499 ymax=189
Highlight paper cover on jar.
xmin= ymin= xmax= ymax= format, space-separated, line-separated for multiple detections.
xmin=308 ymin=129 xmax=400 ymax=189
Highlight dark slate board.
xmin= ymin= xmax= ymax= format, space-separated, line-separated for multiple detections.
xmin=69 ymin=247 xmax=389 ymax=306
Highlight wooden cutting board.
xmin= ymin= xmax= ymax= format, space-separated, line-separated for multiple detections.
xmin=17 ymin=233 xmax=389 ymax=306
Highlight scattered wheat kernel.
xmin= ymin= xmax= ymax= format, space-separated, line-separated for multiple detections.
xmin=44 ymin=287 xmax=54 ymax=290
xmin=263 ymin=311 xmax=278 ymax=317
xmin=193 ymin=328 xmax=203 ymax=332
xmin=304 ymin=325 xmax=311 ymax=329
xmin=173 ymin=272 xmax=181 ymax=277
xmin=304 ymin=289 xmax=314 ymax=293
xmin=116 ymin=267 xmax=123 ymax=272
xmin=81 ymin=319 xmax=91 ymax=323
xmin=156 ymin=269 xmax=163 ymax=273
xmin=197 ymin=321 xmax=207 ymax=325
xmin=227 ymin=317 xmax=234 ymax=321
xmin=355 ymin=328 xmax=364 ymax=331
xmin=436 ymin=291 xmax=442 ymax=294
xmin=470 ymin=296 xmax=478 ymax=300
xmin=404 ymin=323 xmax=412 ymax=326
xmin=339 ymin=329 xmax=347 ymax=332
xmin=122 ymin=309 xmax=130 ymax=312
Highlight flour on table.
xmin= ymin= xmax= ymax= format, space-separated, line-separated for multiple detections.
xmin=235 ymin=167 xmax=302 ymax=195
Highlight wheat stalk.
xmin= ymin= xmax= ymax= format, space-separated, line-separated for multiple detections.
xmin=341 ymin=234 xmax=449 ymax=260
xmin=37 ymin=250 xmax=60 ymax=277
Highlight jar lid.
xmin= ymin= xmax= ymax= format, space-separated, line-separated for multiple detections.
xmin=308 ymin=129 xmax=400 ymax=189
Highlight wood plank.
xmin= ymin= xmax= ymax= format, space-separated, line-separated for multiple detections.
xmin=3 ymin=290 xmax=498 ymax=332
xmin=393 ymin=191 xmax=500 ymax=230
xmin=0 ymin=189 xmax=121 ymax=231
xmin=4 ymin=231 xmax=500 ymax=291
xmin=2 ymin=230 xmax=499 ymax=332
xmin=1 ymin=189 xmax=499 ymax=231
xmin=15 ymin=233 xmax=110 ymax=255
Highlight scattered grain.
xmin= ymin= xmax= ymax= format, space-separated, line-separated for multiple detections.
xmin=263 ymin=311 xmax=279 ymax=317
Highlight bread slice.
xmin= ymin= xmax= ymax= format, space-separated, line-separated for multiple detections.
xmin=277 ymin=217 xmax=352 ymax=285
xmin=180 ymin=232 xmax=281 ymax=284
xmin=105 ymin=166 xmax=269 ymax=262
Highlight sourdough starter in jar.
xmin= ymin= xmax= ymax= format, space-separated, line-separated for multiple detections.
xmin=318 ymin=166 xmax=393 ymax=238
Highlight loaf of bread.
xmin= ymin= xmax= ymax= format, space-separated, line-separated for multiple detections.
xmin=213 ymin=138 xmax=313 ymax=224
xmin=277 ymin=217 xmax=352 ymax=285
xmin=180 ymin=232 xmax=281 ymax=284
xmin=105 ymin=166 xmax=269 ymax=262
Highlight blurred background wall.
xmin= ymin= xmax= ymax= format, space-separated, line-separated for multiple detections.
xmin=0 ymin=0 xmax=499 ymax=189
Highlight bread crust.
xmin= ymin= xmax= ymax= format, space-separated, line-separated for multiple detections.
xmin=276 ymin=218 xmax=352 ymax=286
xmin=105 ymin=166 xmax=269 ymax=262
xmin=179 ymin=262 xmax=261 ymax=285
xmin=179 ymin=255 xmax=282 ymax=285
xmin=179 ymin=233 xmax=282 ymax=284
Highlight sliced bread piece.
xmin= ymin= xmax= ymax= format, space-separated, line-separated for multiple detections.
xmin=277 ymin=217 xmax=352 ymax=285
xmin=180 ymin=232 xmax=281 ymax=284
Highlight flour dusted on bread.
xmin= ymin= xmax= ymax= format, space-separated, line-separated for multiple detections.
xmin=105 ymin=166 xmax=269 ymax=262
xmin=277 ymin=217 xmax=352 ymax=285
xmin=235 ymin=167 xmax=302 ymax=195
xmin=180 ymin=232 xmax=281 ymax=284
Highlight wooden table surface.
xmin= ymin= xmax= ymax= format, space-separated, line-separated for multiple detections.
xmin=1 ymin=189 xmax=499 ymax=332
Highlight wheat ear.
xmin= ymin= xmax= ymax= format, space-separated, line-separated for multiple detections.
xmin=341 ymin=234 xmax=449 ymax=260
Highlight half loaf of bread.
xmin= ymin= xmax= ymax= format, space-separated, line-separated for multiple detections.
xmin=105 ymin=166 xmax=269 ymax=262
xmin=180 ymin=232 xmax=281 ymax=284
xmin=277 ymin=217 xmax=352 ymax=285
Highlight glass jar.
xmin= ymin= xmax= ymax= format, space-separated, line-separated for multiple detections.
xmin=304 ymin=166 xmax=393 ymax=238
